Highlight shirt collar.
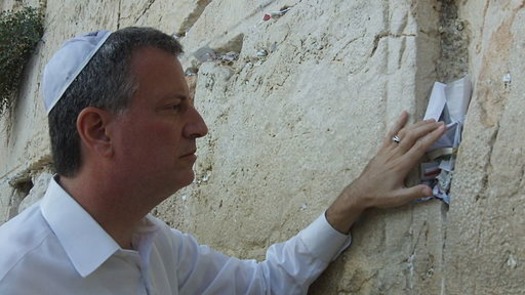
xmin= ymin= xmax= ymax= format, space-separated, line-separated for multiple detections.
xmin=41 ymin=177 xmax=121 ymax=277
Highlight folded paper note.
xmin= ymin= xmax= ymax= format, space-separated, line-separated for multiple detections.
xmin=420 ymin=76 xmax=472 ymax=204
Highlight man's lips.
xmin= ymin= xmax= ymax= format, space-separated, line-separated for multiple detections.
xmin=180 ymin=150 xmax=197 ymax=158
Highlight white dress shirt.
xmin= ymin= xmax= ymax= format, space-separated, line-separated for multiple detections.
xmin=0 ymin=178 xmax=351 ymax=294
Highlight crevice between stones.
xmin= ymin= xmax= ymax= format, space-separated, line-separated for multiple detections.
xmin=436 ymin=0 xmax=469 ymax=82
xmin=117 ymin=0 xmax=122 ymax=29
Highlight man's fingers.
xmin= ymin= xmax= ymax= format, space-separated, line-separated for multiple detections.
xmin=374 ymin=184 xmax=432 ymax=209
xmin=395 ymin=184 xmax=432 ymax=206
xmin=385 ymin=111 xmax=409 ymax=145
xmin=400 ymin=184 xmax=433 ymax=203
xmin=402 ymin=123 xmax=445 ymax=162
xmin=397 ymin=119 xmax=438 ymax=139
xmin=358 ymin=113 xmax=444 ymax=210
xmin=397 ymin=121 xmax=444 ymax=153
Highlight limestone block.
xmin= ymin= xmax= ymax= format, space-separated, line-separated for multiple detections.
xmin=179 ymin=0 xmax=270 ymax=52
xmin=176 ymin=0 xmax=275 ymax=71
xmin=42 ymin=0 xmax=120 ymax=48
xmin=444 ymin=1 xmax=525 ymax=294
xmin=121 ymin=0 xmax=211 ymax=36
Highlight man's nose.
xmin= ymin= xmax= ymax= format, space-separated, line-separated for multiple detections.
xmin=184 ymin=106 xmax=208 ymax=139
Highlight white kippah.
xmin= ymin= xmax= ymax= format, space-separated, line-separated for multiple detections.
xmin=42 ymin=30 xmax=112 ymax=114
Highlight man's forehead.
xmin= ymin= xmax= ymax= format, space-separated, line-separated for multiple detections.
xmin=128 ymin=47 xmax=189 ymax=101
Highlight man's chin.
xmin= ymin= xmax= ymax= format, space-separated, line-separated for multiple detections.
xmin=177 ymin=171 xmax=196 ymax=188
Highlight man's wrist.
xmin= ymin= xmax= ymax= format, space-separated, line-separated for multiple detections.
xmin=325 ymin=188 xmax=367 ymax=234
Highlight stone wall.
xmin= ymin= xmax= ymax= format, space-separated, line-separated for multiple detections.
xmin=1 ymin=0 xmax=523 ymax=294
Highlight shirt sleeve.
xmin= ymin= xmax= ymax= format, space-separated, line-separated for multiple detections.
xmin=171 ymin=212 xmax=352 ymax=295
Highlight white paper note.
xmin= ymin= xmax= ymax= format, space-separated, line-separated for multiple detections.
xmin=423 ymin=82 xmax=447 ymax=121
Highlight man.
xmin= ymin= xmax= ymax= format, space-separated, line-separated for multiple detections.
xmin=0 ymin=27 xmax=444 ymax=294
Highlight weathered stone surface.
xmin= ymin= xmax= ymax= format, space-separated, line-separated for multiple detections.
xmin=444 ymin=1 xmax=525 ymax=294
xmin=1 ymin=0 xmax=524 ymax=294
xmin=120 ymin=0 xmax=211 ymax=34
xmin=159 ymin=1 xmax=447 ymax=294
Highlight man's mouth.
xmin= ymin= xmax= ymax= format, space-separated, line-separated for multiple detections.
xmin=181 ymin=150 xmax=197 ymax=158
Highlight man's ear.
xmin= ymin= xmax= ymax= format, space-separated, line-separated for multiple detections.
xmin=76 ymin=107 xmax=114 ymax=157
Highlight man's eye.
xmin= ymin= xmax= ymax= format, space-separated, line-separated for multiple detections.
xmin=160 ymin=99 xmax=185 ymax=112
xmin=170 ymin=103 xmax=189 ymax=113
xmin=166 ymin=103 xmax=183 ymax=111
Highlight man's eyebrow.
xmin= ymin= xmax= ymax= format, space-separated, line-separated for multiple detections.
xmin=163 ymin=94 xmax=189 ymax=101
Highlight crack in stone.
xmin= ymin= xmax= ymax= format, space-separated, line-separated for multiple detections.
xmin=134 ymin=0 xmax=157 ymax=24
xmin=370 ymin=32 xmax=416 ymax=57
xmin=117 ymin=0 xmax=122 ymax=29
xmin=330 ymin=35 xmax=364 ymax=62
xmin=439 ymin=202 xmax=448 ymax=295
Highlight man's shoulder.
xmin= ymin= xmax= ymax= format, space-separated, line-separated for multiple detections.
xmin=0 ymin=203 xmax=53 ymax=281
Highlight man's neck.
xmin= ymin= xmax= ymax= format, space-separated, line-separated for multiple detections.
xmin=57 ymin=175 xmax=150 ymax=250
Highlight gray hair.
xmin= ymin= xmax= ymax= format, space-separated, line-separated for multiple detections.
xmin=48 ymin=27 xmax=183 ymax=177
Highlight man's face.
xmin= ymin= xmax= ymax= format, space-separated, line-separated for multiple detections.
xmin=109 ymin=47 xmax=208 ymax=198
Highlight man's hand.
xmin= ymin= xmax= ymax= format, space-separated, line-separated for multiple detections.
xmin=326 ymin=111 xmax=446 ymax=234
